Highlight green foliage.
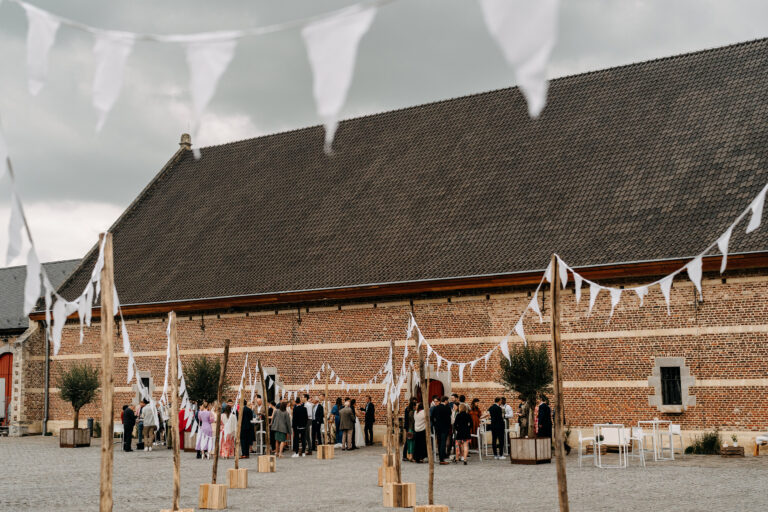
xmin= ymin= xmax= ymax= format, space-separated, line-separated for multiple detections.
xmin=58 ymin=363 xmax=99 ymax=428
xmin=498 ymin=343 xmax=553 ymax=405
xmin=684 ymin=429 xmax=721 ymax=454
xmin=184 ymin=356 xmax=230 ymax=404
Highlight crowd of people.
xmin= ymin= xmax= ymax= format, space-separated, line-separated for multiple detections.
xmin=119 ymin=390 xmax=554 ymax=466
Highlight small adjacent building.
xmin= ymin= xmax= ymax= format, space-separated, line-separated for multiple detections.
xmin=15 ymin=38 xmax=768 ymax=442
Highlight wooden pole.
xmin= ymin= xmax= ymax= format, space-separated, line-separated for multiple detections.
xmin=392 ymin=337 xmax=402 ymax=484
xmin=550 ymin=254 xmax=570 ymax=512
xmin=323 ymin=364 xmax=330 ymax=446
xmin=211 ymin=339 xmax=230 ymax=485
xmin=169 ymin=312 xmax=181 ymax=511
xmin=99 ymin=233 xmax=115 ymax=512
xmin=234 ymin=369 xmax=245 ymax=470
xmin=417 ymin=344 xmax=434 ymax=505
xmin=257 ymin=360 xmax=272 ymax=455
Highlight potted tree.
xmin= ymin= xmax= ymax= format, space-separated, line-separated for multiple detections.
xmin=58 ymin=363 xmax=99 ymax=447
xmin=499 ymin=342 xmax=553 ymax=464
xmin=183 ymin=356 xmax=230 ymax=452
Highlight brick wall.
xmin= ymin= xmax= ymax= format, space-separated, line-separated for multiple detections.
xmin=21 ymin=268 xmax=768 ymax=434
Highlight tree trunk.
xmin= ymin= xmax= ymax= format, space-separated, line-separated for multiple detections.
xmin=73 ymin=408 xmax=80 ymax=429
xmin=527 ymin=399 xmax=536 ymax=438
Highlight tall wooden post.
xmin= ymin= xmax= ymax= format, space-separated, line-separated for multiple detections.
xmin=99 ymin=233 xmax=115 ymax=512
xmin=169 ymin=312 xmax=181 ymax=511
xmin=234 ymin=376 xmax=245 ymax=470
xmin=550 ymin=255 xmax=570 ymax=512
xmin=417 ymin=344 xmax=435 ymax=505
xmin=211 ymin=339 xmax=230 ymax=484
xmin=323 ymin=364 xmax=330 ymax=446
xmin=257 ymin=359 xmax=271 ymax=455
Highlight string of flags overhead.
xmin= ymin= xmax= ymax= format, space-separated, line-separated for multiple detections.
xmin=6 ymin=0 xmax=558 ymax=154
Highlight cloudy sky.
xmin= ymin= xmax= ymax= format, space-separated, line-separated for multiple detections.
xmin=0 ymin=0 xmax=766 ymax=264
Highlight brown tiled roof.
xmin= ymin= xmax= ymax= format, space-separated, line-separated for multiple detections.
xmin=58 ymin=38 xmax=768 ymax=306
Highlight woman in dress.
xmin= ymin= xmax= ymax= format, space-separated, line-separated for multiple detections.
xmin=195 ymin=401 xmax=215 ymax=459
xmin=352 ymin=399 xmax=365 ymax=449
xmin=271 ymin=401 xmax=292 ymax=458
xmin=454 ymin=404 xmax=473 ymax=465
xmin=469 ymin=398 xmax=482 ymax=449
xmin=412 ymin=402 xmax=428 ymax=463
xmin=219 ymin=405 xmax=236 ymax=458
xmin=331 ymin=397 xmax=342 ymax=445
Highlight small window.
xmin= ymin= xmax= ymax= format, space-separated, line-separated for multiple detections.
xmin=660 ymin=367 xmax=682 ymax=405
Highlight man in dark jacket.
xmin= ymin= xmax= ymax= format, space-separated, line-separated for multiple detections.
xmin=312 ymin=395 xmax=325 ymax=448
xmin=122 ymin=404 xmax=136 ymax=452
xmin=239 ymin=400 xmax=255 ymax=458
xmin=292 ymin=397 xmax=309 ymax=456
xmin=361 ymin=396 xmax=375 ymax=446
xmin=487 ymin=397 xmax=505 ymax=459
xmin=433 ymin=396 xmax=453 ymax=464
xmin=537 ymin=398 xmax=553 ymax=439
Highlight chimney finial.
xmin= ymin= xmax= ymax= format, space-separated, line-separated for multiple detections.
xmin=179 ymin=133 xmax=192 ymax=150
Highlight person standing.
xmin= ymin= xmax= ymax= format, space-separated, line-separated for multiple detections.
xmin=486 ymin=397 xmax=505 ymax=460
xmin=468 ymin=398 xmax=482 ymax=450
xmin=331 ymin=397 xmax=343 ymax=446
xmin=122 ymin=404 xmax=136 ymax=452
xmin=196 ymin=401 xmax=215 ymax=459
xmin=433 ymin=396 xmax=452 ymax=465
xmin=454 ymin=404 xmax=473 ymax=465
xmin=141 ymin=399 xmax=157 ymax=452
xmin=292 ymin=397 xmax=309 ymax=457
xmin=220 ymin=405 xmax=235 ymax=458
xmin=312 ymin=395 xmax=325 ymax=449
xmin=361 ymin=396 xmax=375 ymax=446
xmin=412 ymin=402 xmax=428 ymax=463
xmin=339 ymin=399 xmax=355 ymax=451
xmin=303 ymin=394 xmax=314 ymax=454
xmin=537 ymin=398 xmax=552 ymax=439
xmin=271 ymin=401 xmax=291 ymax=458
xmin=239 ymin=400 xmax=255 ymax=459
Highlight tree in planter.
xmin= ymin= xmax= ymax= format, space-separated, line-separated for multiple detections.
xmin=59 ymin=363 xmax=100 ymax=429
xmin=184 ymin=355 xmax=230 ymax=405
xmin=499 ymin=342 xmax=553 ymax=438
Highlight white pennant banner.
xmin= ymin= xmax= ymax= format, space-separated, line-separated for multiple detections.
xmin=609 ymin=288 xmax=622 ymax=318
xmin=23 ymin=247 xmax=41 ymax=316
xmin=686 ymin=256 xmax=703 ymax=300
xmin=574 ymin=272 xmax=583 ymax=303
xmin=659 ymin=275 xmax=674 ymax=315
xmin=635 ymin=286 xmax=648 ymax=307
xmin=746 ymin=184 xmax=768 ymax=234
xmin=717 ymin=226 xmax=732 ymax=274
xmin=22 ymin=2 xmax=61 ymax=96
xmin=514 ymin=318 xmax=526 ymax=346
xmin=92 ymin=31 xmax=135 ymax=131
xmin=588 ymin=282 xmax=601 ymax=316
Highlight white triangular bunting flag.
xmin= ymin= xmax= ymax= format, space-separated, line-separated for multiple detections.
xmin=500 ymin=337 xmax=510 ymax=361
xmin=659 ymin=275 xmax=674 ymax=315
xmin=588 ymin=283 xmax=601 ymax=316
xmin=23 ymin=247 xmax=41 ymax=316
xmin=543 ymin=261 xmax=553 ymax=283
xmin=458 ymin=363 xmax=465 ymax=383
xmin=686 ymin=256 xmax=703 ymax=300
xmin=514 ymin=318 xmax=527 ymax=346
xmin=529 ymin=294 xmax=543 ymax=323
xmin=609 ymin=288 xmax=622 ymax=318
xmin=717 ymin=226 xmax=732 ymax=274
xmin=574 ymin=272 xmax=583 ymax=303
xmin=426 ymin=344 xmax=433 ymax=360
xmin=21 ymin=2 xmax=60 ymax=95
xmin=483 ymin=350 xmax=492 ymax=368
xmin=301 ymin=5 xmax=376 ymax=153
xmin=92 ymin=30 xmax=135 ymax=131
xmin=557 ymin=257 xmax=568 ymax=288
xmin=406 ymin=313 xmax=415 ymax=340
xmin=479 ymin=0 xmax=559 ymax=118
xmin=634 ymin=286 xmax=648 ymax=307
xmin=746 ymin=184 xmax=768 ymax=234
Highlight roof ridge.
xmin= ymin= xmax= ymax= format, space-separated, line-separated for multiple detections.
xmin=196 ymin=36 xmax=768 ymax=152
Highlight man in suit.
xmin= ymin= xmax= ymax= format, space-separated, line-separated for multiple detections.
xmin=292 ymin=396 xmax=309 ymax=457
xmin=239 ymin=400 xmax=255 ymax=458
xmin=361 ymin=396 xmax=375 ymax=446
xmin=122 ymin=404 xmax=136 ymax=452
xmin=537 ymin=397 xmax=553 ymax=439
xmin=487 ymin=397 xmax=505 ymax=460
xmin=312 ymin=395 xmax=325 ymax=448
xmin=433 ymin=396 xmax=452 ymax=464
xmin=339 ymin=399 xmax=356 ymax=450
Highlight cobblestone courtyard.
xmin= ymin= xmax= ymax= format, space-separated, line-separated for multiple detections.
xmin=1 ymin=436 xmax=767 ymax=511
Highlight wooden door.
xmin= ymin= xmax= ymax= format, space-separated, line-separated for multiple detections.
xmin=0 ymin=353 xmax=12 ymax=425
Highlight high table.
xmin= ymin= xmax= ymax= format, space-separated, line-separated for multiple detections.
xmin=593 ymin=423 xmax=627 ymax=468
xmin=638 ymin=419 xmax=672 ymax=461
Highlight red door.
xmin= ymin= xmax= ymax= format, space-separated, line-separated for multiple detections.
xmin=0 ymin=353 xmax=12 ymax=426
xmin=416 ymin=379 xmax=444 ymax=404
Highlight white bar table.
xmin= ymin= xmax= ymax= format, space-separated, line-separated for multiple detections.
xmin=638 ymin=419 xmax=672 ymax=461
xmin=593 ymin=423 xmax=627 ymax=468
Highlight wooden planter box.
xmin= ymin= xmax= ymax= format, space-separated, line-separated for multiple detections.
xmin=414 ymin=506 xmax=449 ymax=512
xmin=258 ymin=455 xmax=276 ymax=473
xmin=198 ymin=483 xmax=227 ymax=510
xmin=183 ymin=431 xmax=197 ymax=452
xmin=383 ymin=482 xmax=416 ymax=508
xmin=60 ymin=428 xmax=90 ymax=448
xmin=317 ymin=444 xmax=335 ymax=459
xmin=721 ymin=446 xmax=745 ymax=458
xmin=378 ymin=465 xmax=397 ymax=487
xmin=509 ymin=437 xmax=551 ymax=464
xmin=227 ymin=468 xmax=248 ymax=488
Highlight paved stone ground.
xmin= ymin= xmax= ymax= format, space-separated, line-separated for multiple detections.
xmin=1 ymin=436 xmax=767 ymax=511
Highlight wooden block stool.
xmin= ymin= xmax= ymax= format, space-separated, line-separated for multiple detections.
xmin=227 ymin=467 xmax=248 ymax=488
xmin=198 ymin=483 xmax=227 ymax=510
xmin=317 ymin=444 xmax=335 ymax=459
xmin=381 ymin=453 xmax=397 ymax=467
xmin=414 ymin=506 xmax=449 ymax=512
xmin=258 ymin=454 xmax=276 ymax=473
xmin=378 ymin=465 xmax=397 ymax=487
xmin=382 ymin=482 xmax=416 ymax=508
xmin=160 ymin=509 xmax=194 ymax=512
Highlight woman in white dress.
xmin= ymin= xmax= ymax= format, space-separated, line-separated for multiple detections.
xmin=352 ymin=399 xmax=365 ymax=448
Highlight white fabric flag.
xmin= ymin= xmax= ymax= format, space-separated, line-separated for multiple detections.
xmin=529 ymin=294 xmax=543 ymax=322
xmin=330 ymin=369 xmax=335 ymax=379
xmin=92 ymin=31 xmax=135 ymax=131
xmin=406 ymin=313 xmax=416 ymax=340
xmin=717 ymin=226 xmax=733 ymax=274
xmin=686 ymin=256 xmax=704 ymax=300
xmin=7 ymin=192 xmax=25 ymax=265
xmin=52 ymin=299 xmax=77 ymax=355
xmin=426 ymin=344 xmax=433 ymax=360
xmin=543 ymin=261 xmax=553 ymax=283
xmin=500 ymin=337 xmax=510 ymax=361
xmin=479 ymin=0 xmax=559 ymax=118
xmin=588 ymin=283 xmax=601 ymax=316
xmin=22 ymin=2 xmax=60 ymax=95
xmin=746 ymin=184 xmax=768 ymax=234
xmin=608 ymin=288 xmax=622 ymax=318
xmin=77 ymin=296 xmax=88 ymax=344
xmin=573 ymin=272 xmax=583 ymax=303
xmin=514 ymin=318 xmax=526 ymax=346
xmin=446 ymin=361 xmax=453 ymax=372
xmin=302 ymin=5 xmax=376 ymax=153
xmin=634 ymin=286 xmax=648 ymax=307
xmin=83 ymin=281 xmax=94 ymax=326
xmin=557 ymin=258 xmax=568 ymax=288
xmin=23 ymin=247 xmax=41 ymax=316
xmin=458 ymin=363 xmax=466 ymax=383
xmin=659 ymin=275 xmax=674 ymax=315
xmin=483 ymin=350 xmax=492 ymax=368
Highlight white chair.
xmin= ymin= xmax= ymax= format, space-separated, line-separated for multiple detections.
xmin=113 ymin=423 xmax=124 ymax=445
xmin=659 ymin=424 xmax=683 ymax=459
xmin=470 ymin=427 xmax=483 ymax=461
xmin=626 ymin=427 xmax=647 ymax=467
xmin=577 ymin=430 xmax=596 ymax=467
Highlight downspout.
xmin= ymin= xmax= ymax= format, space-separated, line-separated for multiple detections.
xmin=43 ymin=322 xmax=49 ymax=436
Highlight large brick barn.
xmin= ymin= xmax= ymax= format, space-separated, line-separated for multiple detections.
xmin=11 ymin=38 xmax=768 ymax=444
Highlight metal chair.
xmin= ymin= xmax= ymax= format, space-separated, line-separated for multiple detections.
xmin=470 ymin=427 xmax=483 ymax=461
xmin=659 ymin=423 xmax=683 ymax=459
xmin=626 ymin=427 xmax=647 ymax=467
xmin=577 ymin=429 xmax=596 ymax=467
xmin=113 ymin=423 xmax=124 ymax=445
